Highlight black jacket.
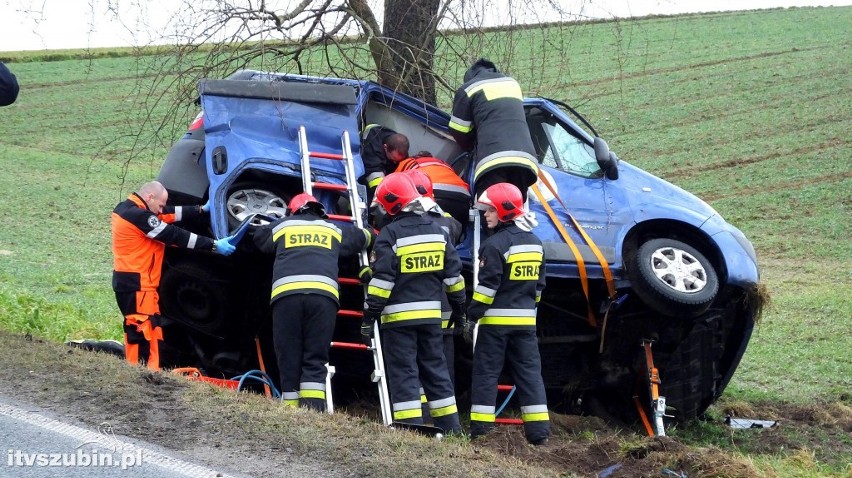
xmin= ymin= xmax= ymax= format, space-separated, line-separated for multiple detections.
xmin=0 ymin=62 xmax=19 ymax=107
xmin=253 ymin=211 xmax=373 ymax=305
xmin=359 ymin=124 xmax=397 ymax=189
xmin=468 ymin=223 xmax=546 ymax=328
xmin=448 ymin=59 xmax=538 ymax=188
xmin=365 ymin=212 xmax=465 ymax=329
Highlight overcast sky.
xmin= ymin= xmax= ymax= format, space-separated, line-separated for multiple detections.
xmin=1 ymin=0 xmax=850 ymax=52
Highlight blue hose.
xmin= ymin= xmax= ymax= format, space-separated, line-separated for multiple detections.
xmin=495 ymin=385 xmax=516 ymax=416
xmin=231 ymin=369 xmax=281 ymax=398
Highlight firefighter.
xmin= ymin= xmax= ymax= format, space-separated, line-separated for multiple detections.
xmin=404 ymin=169 xmax=463 ymax=388
xmin=0 ymin=61 xmax=19 ymax=106
xmin=361 ymin=173 xmax=466 ymax=434
xmin=395 ymin=152 xmax=471 ymax=226
xmin=111 ymin=180 xmax=235 ymax=371
xmin=359 ymin=124 xmax=409 ymax=205
xmin=448 ymin=58 xmax=539 ymax=203
xmin=252 ymin=193 xmax=374 ymax=411
xmin=466 ymin=182 xmax=550 ymax=445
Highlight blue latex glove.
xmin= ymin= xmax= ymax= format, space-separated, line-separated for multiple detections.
xmin=214 ymin=236 xmax=236 ymax=256
xmin=201 ymin=198 xmax=211 ymax=213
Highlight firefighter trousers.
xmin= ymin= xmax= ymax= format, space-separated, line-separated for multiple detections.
xmin=114 ymin=289 xmax=164 ymax=371
xmin=272 ymin=294 xmax=337 ymax=411
xmin=470 ymin=326 xmax=550 ymax=443
xmin=384 ymin=324 xmax=462 ymax=434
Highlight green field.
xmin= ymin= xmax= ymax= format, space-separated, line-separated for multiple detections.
xmin=0 ymin=6 xmax=850 ymax=476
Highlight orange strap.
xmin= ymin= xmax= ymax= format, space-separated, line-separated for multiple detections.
xmin=532 ymin=184 xmax=596 ymax=327
xmin=536 ymin=170 xmax=617 ymax=300
xmin=634 ymin=395 xmax=656 ymax=437
xmin=255 ymin=337 xmax=272 ymax=398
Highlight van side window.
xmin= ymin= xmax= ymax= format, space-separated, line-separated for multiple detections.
xmin=526 ymin=107 xmax=602 ymax=178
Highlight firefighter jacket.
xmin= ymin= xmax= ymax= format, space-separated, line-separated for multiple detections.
xmin=365 ymin=212 xmax=466 ymax=329
xmin=394 ymin=156 xmax=471 ymax=199
xmin=111 ymin=193 xmax=213 ymax=293
xmin=468 ymin=223 xmax=546 ymax=328
xmin=426 ymin=210 xmax=463 ymax=327
xmin=360 ymin=124 xmax=397 ymax=190
xmin=448 ymin=60 xmax=539 ymax=189
xmin=252 ymin=211 xmax=374 ymax=305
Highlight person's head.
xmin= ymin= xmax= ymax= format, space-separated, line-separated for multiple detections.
xmin=384 ymin=134 xmax=409 ymax=163
xmin=405 ymin=169 xmax=434 ymax=199
xmin=287 ymin=193 xmax=325 ymax=217
xmin=373 ymin=173 xmax=420 ymax=216
xmin=137 ymin=181 xmax=168 ymax=214
xmin=463 ymin=58 xmax=499 ymax=82
xmin=476 ymin=183 xmax=524 ymax=229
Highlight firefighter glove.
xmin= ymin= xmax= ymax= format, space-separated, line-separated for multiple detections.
xmin=448 ymin=310 xmax=465 ymax=332
xmin=360 ymin=315 xmax=377 ymax=347
xmin=462 ymin=319 xmax=476 ymax=345
xmin=358 ymin=266 xmax=373 ymax=285
xmin=214 ymin=236 xmax=236 ymax=256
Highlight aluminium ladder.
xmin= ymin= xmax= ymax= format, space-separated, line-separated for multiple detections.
xmin=296 ymin=126 xmax=393 ymax=425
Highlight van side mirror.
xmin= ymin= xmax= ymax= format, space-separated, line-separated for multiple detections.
xmin=593 ymin=137 xmax=619 ymax=180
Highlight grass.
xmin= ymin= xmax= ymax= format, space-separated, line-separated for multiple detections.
xmin=0 ymin=5 xmax=850 ymax=476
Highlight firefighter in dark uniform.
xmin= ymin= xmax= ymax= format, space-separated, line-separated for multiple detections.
xmin=361 ymin=173 xmax=466 ymax=434
xmin=448 ymin=58 xmax=539 ymax=202
xmin=359 ymin=124 xmax=409 ymax=205
xmin=395 ymin=152 xmax=471 ymax=226
xmin=253 ymin=193 xmax=374 ymax=411
xmin=466 ymin=183 xmax=550 ymax=445
xmin=111 ymin=180 xmax=235 ymax=371
xmin=404 ymin=169 xmax=463 ymax=388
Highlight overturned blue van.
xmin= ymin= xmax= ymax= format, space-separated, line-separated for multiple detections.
xmin=157 ymin=70 xmax=762 ymax=423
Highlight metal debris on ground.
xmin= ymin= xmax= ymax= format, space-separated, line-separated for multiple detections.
xmin=725 ymin=416 xmax=778 ymax=429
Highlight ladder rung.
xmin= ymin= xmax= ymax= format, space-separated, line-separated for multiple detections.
xmin=312 ymin=182 xmax=349 ymax=191
xmin=310 ymin=152 xmax=344 ymax=160
xmin=337 ymin=309 xmax=363 ymax=318
xmin=497 ymin=384 xmax=514 ymax=392
xmin=496 ymin=418 xmax=524 ymax=425
xmin=330 ymin=341 xmax=368 ymax=350
xmin=338 ymin=277 xmax=360 ymax=286
xmin=326 ymin=214 xmax=355 ymax=222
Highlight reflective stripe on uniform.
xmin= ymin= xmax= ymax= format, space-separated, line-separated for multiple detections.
xmin=521 ymin=404 xmax=550 ymax=422
xmin=146 ymin=221 xmax=167 ymax=239
xmin=470 ymin=404 xmax=496 ymax=423
xmin=366 ymin=172 xmax=385 ymax=189
xmin=281 ymin=391 xmax=299 ymax=407
xmin=433 ymin=183 xmax=471 ymax=196
xmin=473 ymin=150 xmax=539 ymax=182
xmin=273 ymin=221 xmax=342 ymax=246
xmin=300 ymin=382 xmax=326 ymax=400
xmin=479 ymin=308 xmax=537 ymax=326
xmin=505 ymin=244 xmax=544 ymax=262
xmin=444 ymin=275 xmax=465 ymax=293
xmin=472 ymin=285 xmax=497 ymax=304
xmin=393 ymin=234 xmax=446 ymax=255
xmin=448 ymin=116 xmax=472 ymax=133
xmin=272 ymin=275 xmax=339 ymax=300
xmin=464 ymin=77 xmax=523 ymax=101
xmin=367 ymin=278 xmax=394 ymax=299
xmin=428 ymin=396 xmax=459 ymax=418
xmin=393 ymin=400 xmax=423 ymax=420
xmin=381 ymin=301 xmax=441 ymax=324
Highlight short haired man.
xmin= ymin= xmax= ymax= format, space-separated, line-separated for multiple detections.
xmin=111 ymin=181 xmax=235 ymax=370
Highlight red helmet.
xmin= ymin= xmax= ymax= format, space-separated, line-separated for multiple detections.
xmin=477 ymin=183 xmax=524 ymax=222
xmin=374 ymin=173 xmax=420 ymax=216
xmin=405 ymin=169 xmax=434 ymax=199
xmin=287 ymin=193 xmax=324 ymax=216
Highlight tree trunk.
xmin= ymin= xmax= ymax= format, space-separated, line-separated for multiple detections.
xmin=380 ymin=0 xmax=439 ymax=104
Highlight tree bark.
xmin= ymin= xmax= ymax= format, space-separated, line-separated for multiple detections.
xmin=380 ymin=0 xmax=440 ymax=103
